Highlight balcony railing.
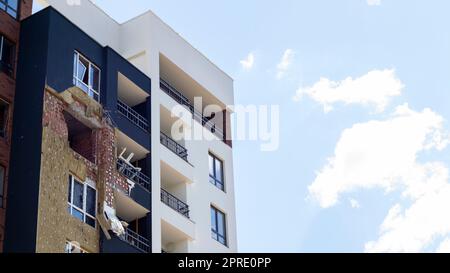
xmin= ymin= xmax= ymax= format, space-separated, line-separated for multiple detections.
xmin=160 ymin=78 xmax=225 ymax=141
xmin=119 ymin=228 xmax=151 ymax=253
xmin=117 ymin=158 xmax=151 ymax=192
xmin=117 ymin=100 xmax=149 ymax=132
xmin=160 ymin=132 xmax=188 ymax=161
xmin=161 ymin=188 xmax=190 ymax=218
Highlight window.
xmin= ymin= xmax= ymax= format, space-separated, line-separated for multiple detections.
xmin=0 ymin=99 xmax=8 ymax=138
xmin=73 ymin=52 xmax=100 ymax=102
xmin=0 ymin=35 xmax=15 ymax=76
xmin=0 ymin=165 xmax=5 ymax=208
xmin=65 ymin=241 xmax=88 ymax=253
xmin=209 ymin=153 xmax=224 ymax=191
xmin=67 ymin=175 xmax=97 ymax=228
xmin=211 ymin=206 xmax=227 ymax=246
xmin=0 ymin=0 xmax=19 ymax=19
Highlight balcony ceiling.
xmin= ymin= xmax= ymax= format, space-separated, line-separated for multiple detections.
xmin=118 ymin=73 xmax=149 ymax=107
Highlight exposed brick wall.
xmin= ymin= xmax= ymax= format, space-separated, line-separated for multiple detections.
xmin=19 ymin=0 xmax=33 ymax=20
xmin=36 ymin=88 xmax=130 ymax=252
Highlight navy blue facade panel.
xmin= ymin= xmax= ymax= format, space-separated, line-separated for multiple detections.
xmin=45 ymin=9 xmax=105 ymax=99
xmin=4 ymin=9 xmax=51 ymax=253
xmin=114 ymin=114 xmax=151 ymax=149
xmin=105 ymin=47 xmax=151 ymax=95
xmin=130 ymin=184 xmax=151 ymax=212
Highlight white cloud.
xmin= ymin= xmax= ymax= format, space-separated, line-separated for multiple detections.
xmin=240 ymin=52 xmax=255 ymax=71
xmin=276 ymin=49 xmax=295 ymax=79
xmin=367 ymin=0 xmax=381 ymax=6
xmin=307 ymin=103 xmax=450 ymax=252
xmin=436 ymin=238 xmax=450 ymax=253
xmin=349 ymin=198 xmax=361 ymax=209
xmin=294 ymin=69 xmax=404 ymax=113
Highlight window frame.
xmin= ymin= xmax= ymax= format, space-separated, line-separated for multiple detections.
xmin=0 ymin=0 xmax=20 ymax=19
xmin=209 ymin=152 xmax=225 ymax=191
xmin=0 ymin=98 xmax=9 ymax=139
xmin=0 ymin=165 xmax=5 ymax=208
xmin=67 ymin=174 xmax=97 ymax=228
xmin=73 ymin=51 xmax=101 ymax=102
xmin=0 ymin=34 xmax=16 ymax=77
xmin=211 ymin=206 xmax=227 ymax=247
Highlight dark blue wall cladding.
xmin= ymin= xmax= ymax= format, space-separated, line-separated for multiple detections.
xmin=4 ymin=6 xmax=152 ymax=252
xmin=4 ymin=8 xmax=50 ymax=253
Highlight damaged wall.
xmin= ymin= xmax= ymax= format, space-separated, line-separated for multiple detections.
xmin=36 ymin=87 xmax=128 ymax=253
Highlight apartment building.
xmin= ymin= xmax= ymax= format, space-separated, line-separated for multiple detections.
xmin=0 ymin=0 xmax=33 ymax=252
xmin=3 ymin=0 xmax=236 ymax=253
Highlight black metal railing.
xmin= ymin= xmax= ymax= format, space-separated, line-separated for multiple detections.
xmin=119 ymin=228 xmax=151 ymax=253
xmin=117 ymin=158 xmax=151 ymax=192
xmin=160 ymin=132 xmax=188 ymax=161
xmin=161 ymin=188 xmax=190 ymax=218
xmin=117 ymin=100 xmax=149 ymax=132
xmin=160 ymin=78 xmax=225 ymax=141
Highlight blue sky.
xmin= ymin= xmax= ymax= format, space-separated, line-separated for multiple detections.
xmin=35 ymin=0 xmax=450 ymax=252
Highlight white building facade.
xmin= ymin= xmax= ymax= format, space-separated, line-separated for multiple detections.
xmin=38 ymin=0 xmax=237 ymax=253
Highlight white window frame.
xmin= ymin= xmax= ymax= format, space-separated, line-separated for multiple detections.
xmin=73 ymin=51 xmax=101 ymax=102
xmin=67 ymin=174 xmax=97 ymax=228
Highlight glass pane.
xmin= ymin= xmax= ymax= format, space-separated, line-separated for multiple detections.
xmin=73 ymin=180 xmax=84 ymax=209
xmin=0 ymin=101 xmax=7 ymax=135
xmin=85 ymin=216 xmax=96 ymax=228
xmin=210 ymin=207 xmax=217 ymax=232
xmin=71 ymin=207 xmax=84 ymax=222
xmin=217 ymin=211 xmax=226 ymax=237
xmin=215 ymin=158 xmax=223 ymax=182
xmin=78 ymin=57 xmax=89 ymax=85
xmin=6 ymin=7 xmax=16 ymax=18
xmin=8 ymin=0 xmax=18 ymax=10
xmin=208 ymin=154 xmax=215 ymax=176
xmin=86 ymin=186 xmax=96 ymax=216
xmin=2 ymin=38 xmax=15 ymax=67
xmin=90 ymin=65 xmax=100 ymax=91
xmin=73 ymin=53 xmax=77 ymax=78
xmin=0 ymin=3 xmax=6 ymax=11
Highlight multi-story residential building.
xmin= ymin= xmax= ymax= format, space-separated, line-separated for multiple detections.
xmin=0 ymin=0 xmax=33 ymax=252
xmin=3 ymin=0 xmax=236 ymax=253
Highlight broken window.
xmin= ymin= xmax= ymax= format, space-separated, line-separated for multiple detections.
xmin=73 ymin=51 xmax=100 ymax=102
xmin=0 ymin=99 xmax=8 ymax=138
xmin=67 ymin=175 xmax=97 ymax=228
xmin=0 ymin=0 xmax=18 ymax=19
xmin=64 ymin=112 xmax=95 ymax=163
xmin=0 ymin=35 xmax=15 ymax=76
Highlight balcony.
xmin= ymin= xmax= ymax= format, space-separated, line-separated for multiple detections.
xmin=117 ymin=100 xmax=149 ymax=132
xmin=160 ymin=78 xmax=224 ymax=141
xmin=118 ymin=227 xmax=151 ymax=253
xmin=117 ymin=158 xmax=151 ymax=192
xmin=161 ymin=188 xmax=190 ymax=218
xmin=160 ymin=132 xmax=188 ymax=161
